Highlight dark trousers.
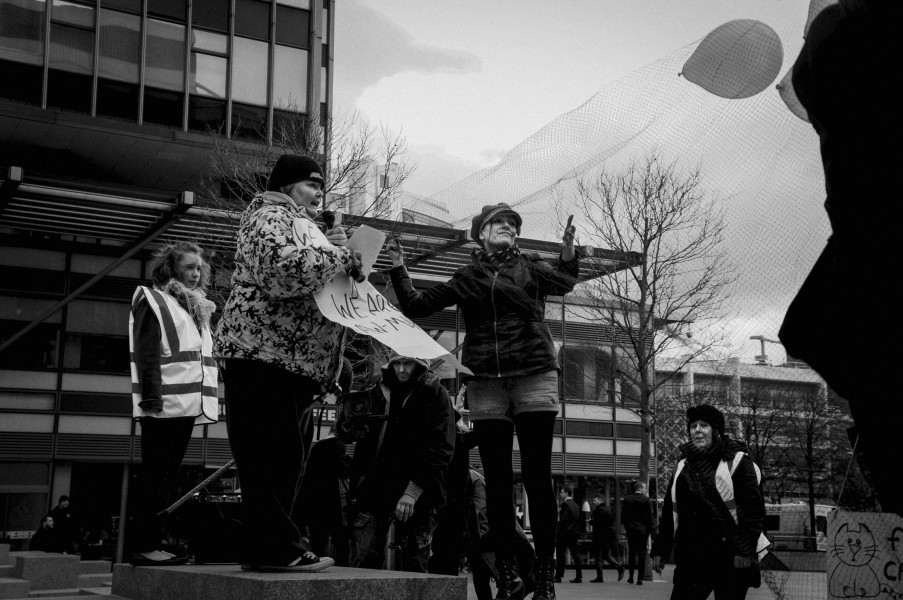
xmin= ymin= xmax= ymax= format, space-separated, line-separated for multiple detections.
xmin=670 ymin=571 xmax=750 ymax=600
xmin=222 ymin=358 xmax=319 ymax=566
xmin=475 ymin=412 xmax=558 ymax=560
xmin=555 ymin=531 xmax=582 ymax=579
xmin=350 ymin=510 xmax=436 ymax=572
xmin=130 ymin=416 xmax=194 ymax=553
xmin=593 ymin=535 xmax=622 ymax=579
xmin=626 ymin=528 xmax=648 ymax=577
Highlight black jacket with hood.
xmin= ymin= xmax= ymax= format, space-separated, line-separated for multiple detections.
xmin=338 ymin=356 xmax=455 ymax=518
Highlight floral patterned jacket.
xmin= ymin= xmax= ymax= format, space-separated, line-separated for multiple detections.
xmin=214 ymin=192 xmax=355 ymax=383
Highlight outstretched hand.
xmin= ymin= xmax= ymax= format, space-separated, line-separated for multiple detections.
xmin=386 ymin=238 xmax=405 ymax=267
xmin=561 ymin=215 xmax=576 ymax=262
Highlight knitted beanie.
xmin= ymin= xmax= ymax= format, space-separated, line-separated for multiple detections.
xmin=266 ymin=154 xmax=325 ymax=191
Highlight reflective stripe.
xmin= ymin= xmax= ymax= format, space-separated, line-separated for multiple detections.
xmin=162 ymin=382 xmax=204 ymax=395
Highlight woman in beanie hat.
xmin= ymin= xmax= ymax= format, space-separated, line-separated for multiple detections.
xmin=215 ymin=154 xmax=363 ymax=572
xmin=386 ymin=204 xmax=577 ymax=600
xmin=651 ymin=404 xmax=767 ymax=599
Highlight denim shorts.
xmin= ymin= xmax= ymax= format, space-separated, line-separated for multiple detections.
xmin=467 ymin=369 xmax=560 ymax=421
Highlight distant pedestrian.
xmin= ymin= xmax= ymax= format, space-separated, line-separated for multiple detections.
xmin=622 ymin=481 xmax=654 ymax=585
xmin=49 ymin=495 xmax=78 ymax=554
xmin=555 ymin=487 xmax=583 ymax=583
xmin=589 ymin=495 xmax=624 ymax=583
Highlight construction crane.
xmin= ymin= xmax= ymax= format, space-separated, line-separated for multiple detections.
xmin=749 ymin=335 xmax=781 ymax=365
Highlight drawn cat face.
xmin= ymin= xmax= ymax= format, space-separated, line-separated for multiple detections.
xmin=832 ymin=522 xmax=878 ymax=566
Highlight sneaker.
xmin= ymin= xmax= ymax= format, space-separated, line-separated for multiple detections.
xmin=253 ymin=552 xmax=335 ymax=573
xmin=570 ymin=577 xmax=582 ymax=583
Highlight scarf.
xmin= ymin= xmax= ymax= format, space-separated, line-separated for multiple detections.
xmin=159 ymin=279 xmax=215 ymax=331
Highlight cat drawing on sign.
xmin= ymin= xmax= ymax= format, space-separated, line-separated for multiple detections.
xmin=829 ymin=522 xmax=881 ymax=598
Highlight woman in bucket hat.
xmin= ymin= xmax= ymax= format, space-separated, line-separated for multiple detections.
xmin=386 ymin=203 xmax=577 ymax=600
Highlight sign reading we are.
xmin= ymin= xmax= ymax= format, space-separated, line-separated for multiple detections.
xmin=293 ymin=218 xmax=470 ymax=374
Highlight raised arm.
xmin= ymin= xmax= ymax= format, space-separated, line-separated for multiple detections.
xmin=386 ymin=237 xmax=460 ymax=317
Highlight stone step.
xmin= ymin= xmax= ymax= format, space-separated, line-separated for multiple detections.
xmin=0 ymin=545 xmax=10 ymax=566
xmin=13 ymin=555 xmax=80 ymax=591
xmin=112 ymin=563 xmax=466 ymax=600
xmin=0 ymin=578 xmax=29 ymax=600
xmin=0 ymin=567 xmax=13 ymax=578
xmin=26 ymin=587 xmax=79 ymax=598
xmin=77 ymin=574 xmax=111 ymax=588
xmin=77 ymin=562 xmax=111 ymax=576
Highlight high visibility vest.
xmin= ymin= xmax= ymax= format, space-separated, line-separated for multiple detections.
xmin=129 ymin=286 xmax=218 ymax=424
xmin=672 ymin=451 xmax=770 ymax=559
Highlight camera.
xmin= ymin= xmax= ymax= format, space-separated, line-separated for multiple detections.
xmin=338 ymin=389 xmax=382 ymax=440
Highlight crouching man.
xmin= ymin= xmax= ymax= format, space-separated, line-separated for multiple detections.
xmin=337 ymin=353 xmax=455 ymax=572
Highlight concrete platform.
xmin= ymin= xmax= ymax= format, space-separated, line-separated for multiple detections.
xmin=13 ymin=554 xmax=79 ymax=591
xmin=78 ymin=561 xmax=112 ymax=576
xmin=112 ymin=564 xmax=467 ymax=600
xmin=0 ymin=578 xmax=30 ymax=600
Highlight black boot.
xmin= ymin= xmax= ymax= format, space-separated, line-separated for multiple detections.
xmin=532 ymin=557 xmax=556 ymax=600
xmin=495 ymin=559 xmax=524 ymax=600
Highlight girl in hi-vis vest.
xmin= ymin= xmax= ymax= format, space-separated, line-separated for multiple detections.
xmin=127 ymin=242 xmax=218 ymax=565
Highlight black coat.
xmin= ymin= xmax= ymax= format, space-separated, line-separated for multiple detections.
xmin=389 ymin=249 xmax=578 ymax=378
xmin=621 ymin=493 xmax=653 ymax=535
xmin=338 ymin=365 xmax=455 ymax=518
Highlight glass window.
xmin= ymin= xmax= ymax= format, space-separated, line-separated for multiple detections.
xmin=102 ymin=0 xmax=141 ymax=13
xmin=616 ymin=423 xmax=643 ymax=439
xmin=190 ymin=52 xmax=227 ymax=98
xmin=273 ymin=44 xmax=307 ymax=110
xmin=146 ymin=18 xmax=185 ymax=91
xmin=66 ymin=300 xmax=130 ymax=335
xmin=143 ymin=87 xmax=183 ymax=128
xmin=0 ymin=320 xmax=59 ymax=369
xmin=97 ymin=78 xmax=139 ymax=120
xmin=0 ymin=0 xmax=46 ymax=65
xmin=565 ymin=420 xmax=613 ymax=438
xmin=147 ymin=0 xmax=185 ymax=22
xmin=188 ymin=95 xmax=226 ymax=132
xmin=321 ymin=6 xmax=328 ymax=44
xmin=192 ymin=0 xmax=229 ymax=33
xmin=49 ymin=21 xmax=93 ymax=74
xmin=192 ymin=29 xmax=227 ymax=54
xmin=231 ymin=101 xmax=267 ymax=140
xmin=52 ymin=0 xmax=93 ymax=28
xmin=277 ymin=0 xmax=310 ymax=9
xmin=235 ymin=0 xmax=270 ymax=40
xmin=60 ymin=392 xmax=131 ymax=415
xmin=320 ymin=65 xmax=326 ymax=103
xmin=275 ymin=4 xmax=309 ymax=48
xmin=0 ymin=393 xmax=55 ymax=411
xmin=98 ymin=9 xmax=140 ymax=83
xmin=232 ymin=36 xmax=268 ymax=106
xmin=62 ymin=333 xmax=129 ymax=373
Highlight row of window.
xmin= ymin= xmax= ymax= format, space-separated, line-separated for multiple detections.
xmin=0 ymin=0 xmax=329 ymax=139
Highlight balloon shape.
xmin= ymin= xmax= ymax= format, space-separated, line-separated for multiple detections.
xmin=681 ymin=19 xmax=783 ymax=99
xmin=776 ymin=68 xmax=810 ymax=123
xmin=805 ymin=0 xmax=838 ymax=38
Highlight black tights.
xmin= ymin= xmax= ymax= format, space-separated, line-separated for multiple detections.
xmin=475 ymin=412 xmax=557 ymax=560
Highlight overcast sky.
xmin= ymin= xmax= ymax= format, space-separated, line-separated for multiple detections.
xmin=333 ymin=0 xmax=810 ymax=196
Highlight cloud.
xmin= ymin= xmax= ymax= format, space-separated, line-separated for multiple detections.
xmin=333 ymin=0 xmax=481 ymax=105
xmin=401 ymin=145 xmax=489 ymax=197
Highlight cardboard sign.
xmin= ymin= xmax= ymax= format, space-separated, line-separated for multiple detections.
xmin=827 ymin=509 xmax=903 ymax=599
xmin=294 ymin=218 xmax=471 ymax=375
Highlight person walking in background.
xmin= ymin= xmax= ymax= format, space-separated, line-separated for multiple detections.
xmin=337 ymin=353 xmax=455 ymax=573
xmin=215 ymin=154 xmax=363 ymax=573
xmin=651 ymin=404 xmax=766 ymax=599
xmin=621 ymin=481 xmax=654 ymax=585
xmin=128 ymin=241 xmax=218 ymax=565
xmin=386 ymin=203 xmax=578 ymax=600
xmin=554 ymin=487 xmax=583 ymax=583
xmin=589 ymin=495 xmax=624 ymax=583
xmin=49 ymin=495 xmax=78 ymax=555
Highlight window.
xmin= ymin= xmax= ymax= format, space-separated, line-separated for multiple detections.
xmin=232 ymin=36 xmax=268 ymax=106
xmin=0 ymin=320 xmax=59 ymax=369
xmin=235 ymin=0 xmax=270 ymax=40
xmin=192 ymin=0 xmax=229 ymax=33
xmin=275 ymin=4 xmax=309 ymax=48
xmin=565 ymin=420 xmax=613 ymax=438
xmin=48 ymin=19 xmax=94 ymax=113
xmin=97 ymin=8 xmax=141 ymax=121
xmin=62 ymin=334 xmax=129 ymax=373
xmin=231 ymin=102 xmax=267 ymax=140
xmin=147 ymin=0 xmax=185 ymax=22
xmin=0 ymin=0 xmax=46 ymax=104
xmin=144 ymin=18 xmax=186 ymax=127
xmin=273 ymin=44 xmax=307 ymax=111
xmin=616 ymin=423 xmax=643 ymax=439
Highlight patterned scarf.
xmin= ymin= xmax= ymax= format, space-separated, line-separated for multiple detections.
xmin=160 ymin=279 xmax=215 ymax=331
xmin=471 ymin=245 xmax=521 ymax=265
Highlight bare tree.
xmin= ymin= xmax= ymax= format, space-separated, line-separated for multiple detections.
xmin=198 ymin=109 xmax=414 ymax=219
xmin=568 ymin=152 xmax=735 ymax=486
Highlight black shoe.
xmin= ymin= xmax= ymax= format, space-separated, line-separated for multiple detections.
xmin=618 ymin=566 xmax=625 ymax=581
xmin=495 ymin=558 xmax=524 ymax=600
xmin=627 ymin=576 xmax=634 ymax=584
xmin=637 ymin=579 xmax=643 ymax=585
xmin=589 ymin=577 xmax=604 ymax=583
xmin=533 ymin=557 xmax=557 ymax=600
xmin=570 ymin=577 xmax=582 ymax=583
